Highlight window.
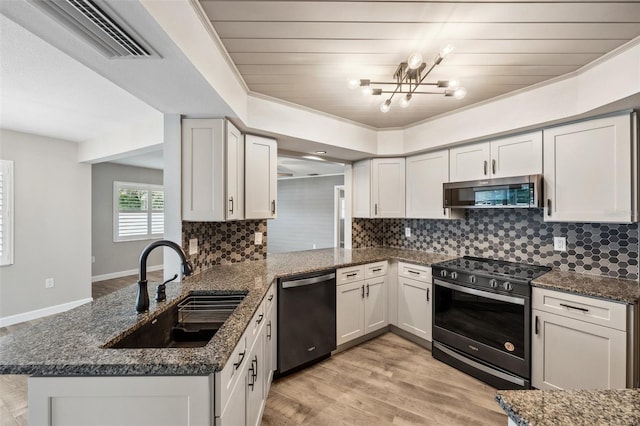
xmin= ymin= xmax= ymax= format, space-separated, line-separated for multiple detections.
xmin=114 ymin=181 xmax=164 ymax=242
xmin=0 ymin=160 xmax=14 ymax=266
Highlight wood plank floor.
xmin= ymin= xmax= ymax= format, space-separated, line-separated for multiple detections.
xmin=0 ymin=271 xmax=163 ymax=426
xmin=262 ymin=333 xmax=506 ymax=426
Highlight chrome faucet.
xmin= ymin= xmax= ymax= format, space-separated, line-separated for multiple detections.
xmin=136 ymin=240 xmax=194 ymax=313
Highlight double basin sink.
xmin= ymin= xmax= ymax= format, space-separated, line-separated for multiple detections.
xmin=106 ymin=292 xmax=247 ymax=349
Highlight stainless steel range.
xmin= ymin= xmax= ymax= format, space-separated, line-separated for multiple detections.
xmin=431 ymin=256 xmax=551 ymax=390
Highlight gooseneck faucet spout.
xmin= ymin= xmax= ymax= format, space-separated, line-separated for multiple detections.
xmin=136 ymin=240 xmax=194 ymax=313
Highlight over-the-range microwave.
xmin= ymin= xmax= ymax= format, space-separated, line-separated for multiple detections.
xmin=443 ymin=174 xmax=543 ymax=209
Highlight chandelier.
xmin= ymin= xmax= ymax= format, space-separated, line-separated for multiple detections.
xmin=349 ymin=45 xmax=467 ymax=113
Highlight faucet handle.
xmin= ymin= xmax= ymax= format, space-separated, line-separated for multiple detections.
xmin=155 ymin=274 xmax=178 ymax=302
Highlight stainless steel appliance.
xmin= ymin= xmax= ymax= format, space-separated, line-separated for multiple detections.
xmin=443 ymin=174 xmax=543 ymax=208
xmin=431 ymin=256 xmax=550 ymax=389
xmin=277 ymin=270 xmax=336 ymax=375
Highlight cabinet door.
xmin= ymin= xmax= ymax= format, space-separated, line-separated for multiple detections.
xmin=364 ymin=276 xmax=388 ymax=334
xmin=182 ymin=118 xmax=225 ymax=221
xmin=371 ymin=158 xmax=405 ymax=218
xmin=246 ymin=335 xmax=265 ymax=426
xmin=352 ymin=160 xmax=371 ymax=218
xmin=490 ymin=131 xmax=542 ymax=178
xmin=406 ymin=150 xmax=458 ymax=219
xmin=226 ymin=121 xmax=244 ymax=221
xmin=543 ymin=114 xmax=635 ymax=223
xmin=263 ymin=306 xmax=276 ymax=395
xmin=245 ymin=135 xmax=278 ymax=219
xmin=449 ymin=142 xmax=490 ymax=182
xmin=336 ymin=281 xmax=365 ymax=345
xmin=397 ymin=277 xmax=432 ymax=341
xmin=220 ymin=374 xmax=246 ymax=426
xmin=531 ymin=309 xmax=627 ymax=390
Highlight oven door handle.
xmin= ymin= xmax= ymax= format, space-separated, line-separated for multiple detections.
xmin=433 ymin=279 xmax=526 ymax=306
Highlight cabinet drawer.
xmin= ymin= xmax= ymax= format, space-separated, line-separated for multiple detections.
xmin=365 ymin=261 xmax=388 ymax=279
xmin=264 ymin=283 xmax=276 ymax=315
xmin=337 ymin=265 xmax=365 ymax=285
xmin=249 ymin=301 xmax=266 ymax=343
xmin=532 ymin=287 xmax=627 ymax=331
xmin=216 ymin=331 xmax=248 ymax=417
xmin=398 ymin=262 xmax=431 ymax=283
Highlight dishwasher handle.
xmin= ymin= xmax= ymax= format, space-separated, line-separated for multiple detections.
xmin=281 ymin=272 xmax=336 ymax=289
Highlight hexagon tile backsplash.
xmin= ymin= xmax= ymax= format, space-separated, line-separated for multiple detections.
xmin=353 ymin=209 xmax=639 ymax=280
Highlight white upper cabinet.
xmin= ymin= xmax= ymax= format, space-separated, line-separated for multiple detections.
xmin=353 ymin=158 xmax=405 ymax=218
xmin=245 ymin=135 xmax=278 ymax=220
xmin=449 ymin=131 xmax=542 ymax=182
xmin=406 ymin=150 xmax=460 ymax=219
xmin=543 ymin=113 xmax=637 ymax=223
xmin=182 ymin=118 xmax=245 ymax=222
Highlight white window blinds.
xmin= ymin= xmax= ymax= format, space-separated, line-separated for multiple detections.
xmin=113 ymin=181 xmax=164 ymax=242
xmin=0 ymin=160 xmax=14 ymax=266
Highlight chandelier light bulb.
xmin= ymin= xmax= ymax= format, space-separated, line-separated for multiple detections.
xmin=453 ymin=87 xmax=467 ymax=99
xmin=362 ymin=86 xmax=374 ymax=96
xmin=399 ymin=94 xmax=412 ymax=108
xmin=407 ymin=52 xmax=423 ymax=70
xmin=448 ymin=79 xmax=460 ymax=88
xmin=440 ymin=44 xmax=455 ymax=58
xmin=348 ymin=79 xmax=360 ymax=90
xmin=380 ymin=99 xmax=391 ymax=113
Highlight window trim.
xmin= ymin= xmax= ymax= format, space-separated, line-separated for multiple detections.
xmin=0 ymin=160 xmax=14 ymax=266
xmin=113 ymin=181 xmax=164 ymax=243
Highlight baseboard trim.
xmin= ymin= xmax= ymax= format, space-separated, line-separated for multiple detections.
xmin=0 ymin=297 xmax=93 ymax=328
xmin=389 ymin=324 xmax=432 ymax=350
xmin=92 ymin=265 xmax=162 ymax=283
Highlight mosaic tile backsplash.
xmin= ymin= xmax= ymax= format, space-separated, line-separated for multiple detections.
xmin=182 ymin=220 xmax=267 ymax=274
xmin=353 ymin=209 xmax=639 ymax=280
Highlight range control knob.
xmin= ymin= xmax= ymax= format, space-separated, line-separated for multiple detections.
xmin=450 ymin=272 xmax=458 ymax=280
xmin=440 ymin=270 xmax=448 ymax=278
xmin=503 ymin=282 xmax=513 ymax=291
xmin=469 ymin=275 xmax=476 ymax=284
xmin=489 ymin=279 xmax=499 ymax=289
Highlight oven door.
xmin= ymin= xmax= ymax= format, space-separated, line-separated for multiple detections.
xmin=432 ymin=279 xmax=530 ymax=380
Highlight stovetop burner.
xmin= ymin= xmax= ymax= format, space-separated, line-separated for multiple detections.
xmin=434 ymin=256 xmax=551 ymax=281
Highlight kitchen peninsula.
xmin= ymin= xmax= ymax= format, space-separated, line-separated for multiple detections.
xmin=0 ymin=247 xmax=638 ymax=425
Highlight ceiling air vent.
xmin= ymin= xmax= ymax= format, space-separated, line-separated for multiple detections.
xmin=27 ymin=0 xmax=157 ymax=58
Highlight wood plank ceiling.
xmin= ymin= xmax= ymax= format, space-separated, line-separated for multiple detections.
xmin=199 ymin=1 xmax=640 ymax=129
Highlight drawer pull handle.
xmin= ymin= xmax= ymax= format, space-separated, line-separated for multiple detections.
xmin=267 ymin=321 xmax=272 ymax=340
xmin=346 ymin=273 xmax=358 ymax=278
xmin=408 ymin=270 xmax=420 ymax=275
xmin=257 ymin=314 xmax=264 ymax=324
xmin=559 ymin=303 xmax=589 ymax=313
xmin=234 ymin=350 xmax=246 ymax=370
xmin=547 ymin=199 xmax=551 ymax=216
xmin=492 ymin=159 xmax=496 ymax=175
xmin=366 ymin=284 xmax=370 ymax=297
xmin=229 ymin=196 xmax=234 ymax=214
xmin=361 ymin=285 xmax=365 ymax=299
xmin=483 ymin=160 xmax=488 ymax=176
xmin=426 ymin=288 xmax=430 ymax=302
xmin=372 ymin=268 xmax=382 ymax=273
xmin=268 ymin=295 xmax=274 ymax=301
xmin=535 ymin=316 xmax=539 ymax=335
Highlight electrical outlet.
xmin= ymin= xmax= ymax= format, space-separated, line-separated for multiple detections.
xmin=405 ymin=227 xmax=411 ymax=237
xmin=254 ymin=232 xmax=263 ymax=245
xmin=554 ymin=237 xmax=567 ymax=252
xmin=45 ymin=278 xmax=54 ymax=288
xmin=189 ymin=238 xmax=198 ymax=255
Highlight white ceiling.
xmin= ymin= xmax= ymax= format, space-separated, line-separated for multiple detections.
xmin=0 ymin=14 xmax=159 ymax=143
xmin=200 ymin=0 xmax=640 ymax=128
xmin=278 ymin=155 xmax=345 ymax=178
xmin=108 ymin=149 xmax=164 ymax=170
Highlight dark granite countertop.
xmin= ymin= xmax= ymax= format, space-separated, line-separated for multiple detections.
xmin=496 ymin=389 xmax=640 ymax=426
xmin=0 ymin=247 xmax=453 ymax=377
xmin=532 ymin=270 xmax=640 ymax=304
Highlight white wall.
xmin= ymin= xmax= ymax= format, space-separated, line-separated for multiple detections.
xmin=0 ymin=130 xmax=92 ymax=323
xmin=91 ymin=163 xmax=163 ymax=279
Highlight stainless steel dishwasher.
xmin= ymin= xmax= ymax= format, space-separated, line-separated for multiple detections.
xmin=277 ymin=270 xmax=336 ymax=376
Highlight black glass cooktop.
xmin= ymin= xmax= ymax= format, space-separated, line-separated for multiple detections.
xmin=433 ymin=256 xmax=551 ymax=281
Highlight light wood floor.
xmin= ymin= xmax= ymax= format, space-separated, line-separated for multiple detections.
xmin=262 ymin=333 xmax=506 ymax=425
xmin=0 ymin=271 xmax=163 ymax=426
xmin=1 ymin=274 xmax=506 ymax=426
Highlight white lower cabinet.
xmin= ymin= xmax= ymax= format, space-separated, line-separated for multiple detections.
xmin=397 ymin=263 xmax=432 ymax=341
xmin=336 ymin=262 xmax=388 ymax=345
xmin=531 ymin=287 xmax=629 ymax=390
xmin=246 ymin=332 xmax=265 ymax=426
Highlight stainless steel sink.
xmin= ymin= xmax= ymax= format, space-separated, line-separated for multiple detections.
xmin=105 ymin=292 xmax=247 ymax=349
